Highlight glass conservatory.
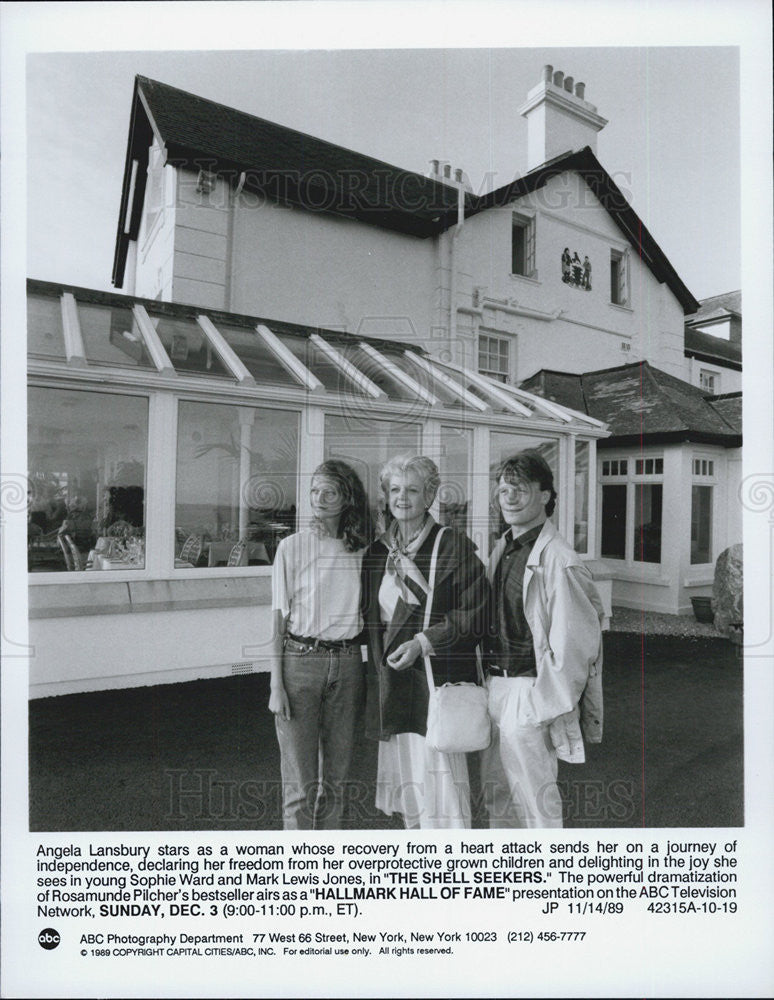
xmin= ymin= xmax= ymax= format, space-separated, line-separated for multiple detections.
xmin=27 ymin=279 xmax=607 ymax=696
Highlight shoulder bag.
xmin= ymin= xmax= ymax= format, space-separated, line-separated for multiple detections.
xmin=423 ymin=527 xmax=491 ymax=753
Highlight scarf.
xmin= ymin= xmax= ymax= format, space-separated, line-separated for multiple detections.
xmin=378 ymin=515 xmax=436 ymax=624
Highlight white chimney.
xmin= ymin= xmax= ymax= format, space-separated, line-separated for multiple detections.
xmin=426 ymin=159 xmax=472 ymax=192
xmin=518 ymin=65 xmax=608 ymax=170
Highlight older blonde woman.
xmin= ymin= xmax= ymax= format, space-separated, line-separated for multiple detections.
xmin=361 ymin=454 xmax=489 ymax=829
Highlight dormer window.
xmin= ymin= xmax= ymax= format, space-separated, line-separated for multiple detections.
xmin=610 ymin=248 xmax=629 ymax=306
xmin=511 ymin=212 xmax=536 ymax=278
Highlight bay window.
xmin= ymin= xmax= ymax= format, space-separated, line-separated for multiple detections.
xmin=324 ymin=415 xmax=421 ymax=526
xmin=600 ymin=452 xmax=664 ymax=565
xmin=489 ymin=432 xmax=559 ymax=546
xmin=439 ymin=425 xmax=473 ymax=535
xmin=175 ymin=402 xmax=299 ymax=567
xmin=690 ymin=457 xmax=715 ymax=565
xmin=28 ymin=387 xmax=148 ymax=572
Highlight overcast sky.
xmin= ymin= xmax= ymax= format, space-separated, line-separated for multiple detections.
xmin=26 ymin=44 xmax=740 ymax=302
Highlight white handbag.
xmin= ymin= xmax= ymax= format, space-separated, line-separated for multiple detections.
xmin=422 ymin=527 xmax=491 ymax=753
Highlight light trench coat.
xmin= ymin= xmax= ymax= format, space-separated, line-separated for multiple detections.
xmin=488 ymin=519 xmax=604 ymax=763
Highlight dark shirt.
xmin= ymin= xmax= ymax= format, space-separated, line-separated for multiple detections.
xmin=487 ymin=524 xmax=542 ymax=676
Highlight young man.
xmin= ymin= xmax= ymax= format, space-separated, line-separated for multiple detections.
xmin=483 ymin=449 xmax=604 ymax=828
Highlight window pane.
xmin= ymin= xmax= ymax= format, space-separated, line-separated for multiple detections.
xmin=512 ymin=223 xmax=526 ymax=275
xmin=574 ymin=440 xmax=590 ymax=554
xmin=386 ymin=353 xmax=465 ymax=409
xmin=601 ymin=484 xmax=627 ymax=559
xmin=691 ymin=485 xmax=713 ymax=564
xmin=149 ymin=313 xmax=232 ymax=378
xmin=175 ymin=402 xmax=298 ymax=567
xmin=478 ymin=334 xmax=509 ymax=381
xmin=280 ymin=334 xmax=368 ymax=396
xmin=336 ymin=344 xmax=420 ymax=403
xmin=77 ymin=301 xmax=155 ymax=369
xmin=324 ymin=415 xmax=420 ymax=526
xmin=633 ymin=483 xmax=663 ymax=563
xmin=441 ymin=367 xmax=512 ymax=413
xmin=489 ymin=433 xmax=559 ymax=546
xmin=213 ymin=320 xmax=303 ymax=388
xmin=28 ymin=294 xmax=67 ymax=361
xmin=439 ymin=426 xmax=472 ymax=536
xmin=28 ymin=388 xmax=148 ymax=573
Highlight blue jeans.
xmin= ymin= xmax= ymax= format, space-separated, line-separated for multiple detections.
xmin=275 ymin=640 xmax=365 ymax=830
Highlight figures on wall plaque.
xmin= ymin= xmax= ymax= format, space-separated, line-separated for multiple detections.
xmin=562 ymin=248 xmax=592 ymax=290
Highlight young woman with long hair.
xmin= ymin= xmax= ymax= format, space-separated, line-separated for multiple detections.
xmin=269 ymin=459 xmax=370 ymax=830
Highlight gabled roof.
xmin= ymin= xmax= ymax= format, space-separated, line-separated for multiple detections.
xmin=113 ymin=78 xmax=699 ymax=317
xmin=684 ymin=328 xmax=742 ymax=369
xmin=521 ymin=361 xmax=741 ymax=447
xmin=688 ymin=290 xmax=741 ymax=323
xmin=112 ymin=76 xmax=470 ymax=285
xmin=684 ymin=290 xmax=742 ymax=369
xmin=468 ymin=146 xmax=699 ymax=314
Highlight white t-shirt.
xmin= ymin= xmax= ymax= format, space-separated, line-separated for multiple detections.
xmin=271 ymin=529 xmax=364 ymax=640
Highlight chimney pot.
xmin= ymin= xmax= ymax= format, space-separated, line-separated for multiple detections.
xmin=430 ymin=158 xmax=439 ymax=174
xmin=542 ymin=64 xmax=553 ymax=83
xmin=553 ymin=70 xmax=564 ymax=88
xmin=564 ymin=75 xmax=574 ymax=93
xmin=454 ymin=167 xmax=463 ymax=183
xmin=443 ymin=164 xmax=451 ymax=178
xmin=575 ymin=81 xmax=585 ymax=99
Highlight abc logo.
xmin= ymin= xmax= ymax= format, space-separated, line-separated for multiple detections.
xmin=38 ymin=928 xmax=61 ymax=950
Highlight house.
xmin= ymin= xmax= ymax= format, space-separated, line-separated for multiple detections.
xmin=27 ymin=64 xmax=739 ymax=694
xmin=684 ymin=290 xmax=742 ymax=395
xmin=522 ymin=358 xmax=742 ymax=614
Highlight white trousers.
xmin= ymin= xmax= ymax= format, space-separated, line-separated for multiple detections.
xmin=376 ymin=732 xmax=471 ymax=829
xmin=481 ymin=675 xmax=563 ymax=828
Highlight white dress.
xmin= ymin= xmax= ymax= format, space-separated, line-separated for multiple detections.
xmin=374 ymin=520 xmax=471 ymax=829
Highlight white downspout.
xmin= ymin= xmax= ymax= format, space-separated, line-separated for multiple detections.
xmin=449 ymin=182 xmax=465 ymax=358
xmin=226 ymin=171 xmax=247 ymax=311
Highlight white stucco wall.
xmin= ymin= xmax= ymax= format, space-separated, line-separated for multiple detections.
xmin=227 ymin=189 xmax=437 ymax=341
xmin=458 ymin=172 xmax=690 ymax=382
xmin=29 ymin=602 xmax=274 ymax=698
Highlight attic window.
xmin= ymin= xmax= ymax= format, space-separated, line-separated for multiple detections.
xmin=610 ymin=249 xmax=629 ymax=306
xmin=511 ymin=213 xmax=536 ymax=278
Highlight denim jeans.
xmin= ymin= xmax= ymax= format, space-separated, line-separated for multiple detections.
xmin=274 ymin=640 xmax=365 ymax=830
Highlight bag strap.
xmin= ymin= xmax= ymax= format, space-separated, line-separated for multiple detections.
xmin=422 ymin=526 xmax=447 ymax=694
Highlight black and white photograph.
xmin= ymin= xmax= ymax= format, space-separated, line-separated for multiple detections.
xmin=2 ymin=2 xmax=772 ymax=997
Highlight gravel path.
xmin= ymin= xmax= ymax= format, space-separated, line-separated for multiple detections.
xmin=609 ymin=605 xmax=723 ymax=637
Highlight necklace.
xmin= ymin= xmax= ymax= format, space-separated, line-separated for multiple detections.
xmin=394 ymin=514 xmax=428 ymax=555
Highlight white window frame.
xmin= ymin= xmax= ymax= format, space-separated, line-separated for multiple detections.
xmin=698 ymin=368 xmax=720 ymax=394
xmin=600 ymin=451 xmax=665 ymax=565
xmin=511 ymin=211 xmax=536 ymax=279
xmin=478 ymin=331 xmax=512 ymax=383
xmin=610 ymin=247 xmax=630 ymax=307
xmin=689 ymin=452 xmax=717 ymax=566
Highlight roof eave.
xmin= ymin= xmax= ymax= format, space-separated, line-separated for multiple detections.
xmin=112 ymin=82 xmax=155 ymax=288
xmin=599 ymin=429 xmax=742 ymax=449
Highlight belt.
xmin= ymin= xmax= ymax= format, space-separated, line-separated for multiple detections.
xmin=286 ymin=632 xmax=356 ymax=652
xmin=487 ymin=664 xmax=536 ymax=679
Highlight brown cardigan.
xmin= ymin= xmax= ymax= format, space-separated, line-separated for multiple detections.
xmin=361 ymin=522 xmax=490 ymax=740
